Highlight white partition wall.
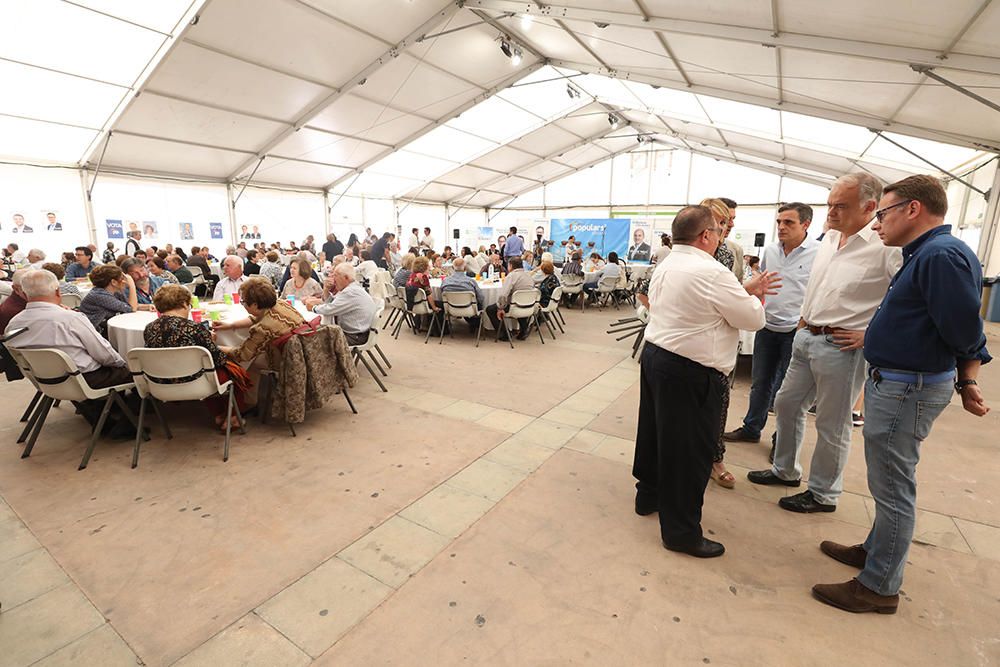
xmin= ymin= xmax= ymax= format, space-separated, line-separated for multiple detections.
xmin=234 ymin=186 xmax=325 ymax=250
xmin=91 ymin=176 xmax=230 ymax=257
xmin=0 ymin=163 xmax=88 ymax=261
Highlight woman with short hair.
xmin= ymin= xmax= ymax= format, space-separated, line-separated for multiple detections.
xmin=80 ymin=264 xmax=148 ymax=335
xmin=216 ymin=278 xmax=307 ymax=374
xmin=258 ymin=250 xmax=283 ymax=286
xmin=147 ymin=256 xmax=179 ymax=284
xmin=144 ymin=284 xmax=249 ymax=429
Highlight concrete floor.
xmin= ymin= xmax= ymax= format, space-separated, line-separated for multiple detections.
xmin=1 ymin=306 xmax=998 ymax=667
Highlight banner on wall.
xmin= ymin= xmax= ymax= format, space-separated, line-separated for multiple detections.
xmin=41 ymin=210 xmax=62 ymax=231
xmin=105 ymin=219 xmax=123 ymax=239
xmin=549 ymin=218 xmax=630 ymax=259
xmin=179 ymin=222 xmax=194 ymax=240
xmin=209 ymin=222 xmax=223 ymax=239
xmin=626 ymin=220 xmax=652 ymax=262
xmin=239 ymin=224 xmax=262 ymax=239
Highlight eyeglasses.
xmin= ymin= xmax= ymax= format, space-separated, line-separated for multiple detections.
xmin=874 ymin=199 xmax=912 ymax=222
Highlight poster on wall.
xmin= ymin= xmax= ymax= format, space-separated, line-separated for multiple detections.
xmin=142 ymin=221 xmax=158 ymax=239
xmin=627 ymin=220 xmax=652 ymax=262
xmin=10 ymin=212 xmax=32 ymax=233
xmin=239 ymin=224 xmax=261 ymax=239
xmin=179 ymin=222 xmax=194 ymax=240
xmin=549 ymin=218 xmax=630 ymax=259
xmin=42 ymin=210 xmax=62 ymax=231
xmin=105 ymin=219 xmax=123 ymax=239
xmin=209 ymin=222 xmax=223 ymax=239
xmin=126 ymin=221 xmax=141 ymax=238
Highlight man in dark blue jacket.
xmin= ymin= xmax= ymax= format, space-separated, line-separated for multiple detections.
xmin=813 ymin=175 xmax=991 ymax=615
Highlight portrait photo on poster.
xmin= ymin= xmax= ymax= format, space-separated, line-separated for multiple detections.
xmin=143 ymin=221 xmax=158 ymax=239
xmin=10 ymin=212 xmax=33 ymax=233
xmin=179 ymin=222 xmax=194 ymax=240
xmin=42 ymin=210 xmax=62 ymax=231
xmin=628 ymin=220 xmax=652 ymax=261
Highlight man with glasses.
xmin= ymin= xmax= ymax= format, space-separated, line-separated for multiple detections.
xmin=633 ymin=206 xmax=779 ymax=559
xmin=748 ymin=173 xmax=901 ymax=514
xmin=812 ymin=175 xmax=990 ymax=614
xmin=724 ymin=202 xmax=819 ymax=447
xmin=65 ymin=246 xmax=95 ymax=279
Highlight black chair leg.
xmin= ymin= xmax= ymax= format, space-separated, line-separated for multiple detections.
xmin=342 ymin=388 xmax=358 ymax=413
xmin=358 ymin=353 xmax=388 ymax=392
xmin=18 ymin=395 xmax=47 ymax=444
xmin=111 ymin=392 xmax=147 ymax=440
xmin=149 ymin=397 xmax=173 ymax=439
xmin=534 ymin=313 xmax=546 ymax=344
xmin=131 ymin=396 xmax=147 ymax=469
xmin=20 ymin=391 xmax=41 ymax=422
xmin=223 ymin=386 xmax=234 ymax=462
xmin=21 ymin=396 xmax=53 ymax=457
xmin=374 ymin=344 xmax=391 ymax=369
xmin=366 ymin=350 xmax=388 ymax=377
xmin=79 ymin=393 xmax=115 ymax=470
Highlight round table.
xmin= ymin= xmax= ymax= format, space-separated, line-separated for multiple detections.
xmin=428 ymin=278 xmax=504 ymax=308
xmin=106 ymin=302 xmax=315 ymax=356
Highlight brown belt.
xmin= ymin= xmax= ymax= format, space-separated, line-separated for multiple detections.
xmin=803 ymin=323 xmax=837 ymax=336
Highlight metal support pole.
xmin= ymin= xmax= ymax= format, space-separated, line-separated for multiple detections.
xmin=980 ymin=163 xmax=1000 ymax=274
xmin=871 ymin=130 xmax=987 ymax=195
xmin=232 ymin=156 xmax=265 ymax=207
xmin=87 ymin=131 xmax=112 ymax=200
xmin=910 ymin=65 xmax=1000 ymax=115
xmin=79 ymin=168 xmax=98 ymax=248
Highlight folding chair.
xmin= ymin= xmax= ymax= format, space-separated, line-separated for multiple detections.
xmin=60 ymin=292 xmax=82 ymax=308
xmin=352 ymin=309 xmax=390 ymax=392
xmin=497 ymin=288 xmax=544 ymax=349
xmin=383 ymin=286 xmax=408 ymax=332
xmin=538 ymin=286 xmax=565 ymax=339
xmin=403 ymin=288 xmax=442 ymax=344
xmin=594 ymin=275 xmax=620 ymax=309
xmin=560 ymin=274 xmax=585 ymax=311
xmin=441 ymin=290 xmax=486 ymax=347
xmin=1 ymin=328 xmax=45 ymax=440
xmin=127 ymin=347 xmax=246 ymax=468
xmin=13 ymin=348 xmax=139 ymax=470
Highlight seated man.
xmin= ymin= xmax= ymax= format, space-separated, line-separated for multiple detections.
xmin=213 ymin=255 xmax=247 ymax=301
xmin=305 ymin=263 xmax=376 ymax=346
xmin=0 ymin=268 xmax=29 ymax=332
xmin=166 ymin=254 xmax=193 ymax=283
xmin=484 ymin=257 xmax=535 ymax=340
xmin=65 ymin=246 xmax=96 ymax=279
xmin=6 ymin=269 xmax=136 ymax=436
xmin=441 ymin=257 xmax=483 ymax=331
xmin=121 ymin=257 xmax=165 ymax=305
xmin=477 ymin=252 xmax=504 ymax=280
xmin=583 ymin=251 xmax=622 ymax=298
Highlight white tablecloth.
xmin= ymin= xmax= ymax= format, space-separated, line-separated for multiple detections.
xmin=106 ymin=302 xmax=315 ymax=356
xmin=428 ymin=278 xmax=504 ymax=308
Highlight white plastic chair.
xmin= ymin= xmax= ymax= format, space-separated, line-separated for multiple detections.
xmin=560 ymin=274 xmax=585 ymax=311
xmin=60 ymin=292 xmax=82 ymax=308
xmin=127 ymin=346 xmax=245 ymax=468
xmin=384 ymin=285 xmax=408 ymax=333
xmin=595 ymin=275 xmax=620 ymax=309
xmin=539 ymin=285 xmax=565 ymax=339
xmin=13 ymin=348 xmax=139 ymax=470
xmin=351 ymin=309 xmax=391 ymax=392
xmin=399 ymin=287 xmax=441 ymax=344
xmin=497 ymin=288 xmax=544 ymax=348
xmin=441 ymin=290 xmax=485 ymax=347
xmin=180 ymin=282 xmax=197 ymax=294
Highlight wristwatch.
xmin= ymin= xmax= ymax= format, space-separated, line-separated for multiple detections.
xmin=955 ymin=379 xmax=978 ymax=393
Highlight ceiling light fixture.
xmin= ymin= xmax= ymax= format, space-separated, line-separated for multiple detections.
xmin=566 ymin=83 xmax=581 ymax=99
xmin=608 ymin=113 xmax=621 ymax=128
xmin=499 ymin=38 xmax=512 ymax=59
xmin=511 ymin=45 xmax=523 ymax=66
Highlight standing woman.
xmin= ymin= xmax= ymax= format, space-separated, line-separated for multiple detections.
xmin=701 ymin=197 xmax=739 ymax=489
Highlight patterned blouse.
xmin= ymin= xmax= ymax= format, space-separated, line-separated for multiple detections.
xmin=80 ymin=287 xmax=132 ymax=333
xmin=714 ymin=241 xmax=735 ymax=270
xmin=258 ymin=261 xmax=284 ymax=287
xmin=227 ymin=299 xmax=306 ymax=369
xmin=143 ymin=315 xmax=228 ymax=369
xmin=538 ymin=273 xmax=561 ymax=307
xmin=280 ymin=277 xmax=322 ymax=300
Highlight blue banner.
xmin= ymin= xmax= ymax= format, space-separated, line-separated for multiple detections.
xmin=209 ymin=222 xmax=224 ymax=239
xmin=105 ymin=219 xmax=123 ymax=239
xmin=549 ymin=218 xmax=630 ymax=258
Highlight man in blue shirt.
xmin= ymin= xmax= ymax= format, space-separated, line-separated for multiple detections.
xmin=724 ymin=203 xmax=820 ymax=444
xmin=65 ymin=246 xmax=96 ymax=279
xmin=502 ymin=226 xmax=524 ymax=266
xmin=121 ymin=257 xmax=165 ymax=305
xmin=813 ymin=175 xmax=990 ymax=615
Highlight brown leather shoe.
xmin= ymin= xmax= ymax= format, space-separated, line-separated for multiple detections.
xmin=820 ymin=541 xmax=867 ymax=569
xmin=812 ymin=578 xmax=898 ymax=614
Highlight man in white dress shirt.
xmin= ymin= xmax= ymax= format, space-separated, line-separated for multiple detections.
xmin=748 ymin=173 xmax=902 ymax=514
xmin=307 ymin=263 xmax=376 ymax=346
xmin=633 ymin=206 xmax=779 ymax=558
xmin=420 ymin=227 xmax=435 ymax=252
xmin=213 ymin=255 xmax=247 ymax=301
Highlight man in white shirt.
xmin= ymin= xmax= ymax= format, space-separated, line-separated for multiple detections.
xmin=26 ymin=249 xmax=46 ymax=269
xmin=634 ymin=206 xmax=779 ymax=559
xmin=213 ymin=255 xmax=247 ymax=301
xmin=748 ymin=174 xmax=902 ymax=514
xmin=306 ymin=263 xmax=376 ymax=346
xmin=407 ymin=228 xmax=420 ymax=251
xmin=420 ymin=227 xmax=435 ymax=251
xmin=724 ymin=203 xmax=820 ymax=444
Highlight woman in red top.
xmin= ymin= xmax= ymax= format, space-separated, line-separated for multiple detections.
xmin=406 ymin=255 xmax=441 ymax=331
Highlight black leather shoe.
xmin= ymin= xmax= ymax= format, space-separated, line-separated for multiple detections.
xmin=747 ymin=469 xmax=801 ymax=486
xmin=663 ymin=537 xmax=725 ymax=558
xmin=779 ymin=490 xmax=836 ymax=513
xmin=634 ymin=494 xmax=658 ymax=516
xmin=722 ymin=427 xmax=760 ymax=443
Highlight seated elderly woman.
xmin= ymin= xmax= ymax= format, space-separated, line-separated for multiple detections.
xmin=428 ymin=254 xmax=450 ymax=278
xmin=215 ymin=278 xmax=307 ymax=374
xmin=393 ymin=253 xmax=414 ymax=288
xmin=258 ymin=250 xmax=284 ymax=287
xmin=146 ymin=256 xmax=179 ymax=284
xmin=80 ymin=264 xmax=150 ymax=335
xmin=281 ymin=258 xmax=323 ymax=300
xmin=537 ymin=260 xmax=561 ymax=307
xmin=143 ymin=284 xmax=249 ymax=430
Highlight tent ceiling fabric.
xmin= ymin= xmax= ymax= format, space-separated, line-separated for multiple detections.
xmin=2 ymin=0 xmax=997 ymax=204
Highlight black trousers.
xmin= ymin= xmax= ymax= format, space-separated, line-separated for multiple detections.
xmin=632 ymin=344 xmax=726 ymax=546
xmin=485 ymin=304 xmax=528 ymax=337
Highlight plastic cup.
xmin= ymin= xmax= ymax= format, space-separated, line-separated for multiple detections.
xmin=288 ymin=295 xmax=296 ymax=306
xmin=191 ymin=295 xmax=200 ymax=308
xmin=209 ymin=309 xmax=220 ymax=322
xmin=232 ymin=292 xmax=240 ymax=305
xmin=191 ymin=309 xmax=202 ymax=323
xmin=224 ymin=293 xmax=233 ymax=305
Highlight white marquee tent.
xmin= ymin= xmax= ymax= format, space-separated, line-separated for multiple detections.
xmin=2 ymin=0 xmax=999 ymax=270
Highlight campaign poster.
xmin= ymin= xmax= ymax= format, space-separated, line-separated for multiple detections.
xmin=41 ymin=210 xmax=62 ymax=232
xmin=239 ymin=224 xmax=262 ymax=240
xmin=142 ymin=221 xmax=158 ymax=239
xmin=125 ymin=220 xmax=141 ymax=237
xmin=209 ymin=222 xmax=224 ymax=239
xmin=179 ymin=222 xmax=194 ymax=240
xmin=627 ymin=220 xmax=652 ymax=262
xmin=105 ymin=219 xmax=123 ymax=239
xmin=549 ymin=218 xmax=630 ymax=259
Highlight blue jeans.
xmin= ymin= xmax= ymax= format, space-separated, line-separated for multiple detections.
xmin=741 ymin=328 xmax=795 ymax=438
xmin=858 ymin=372 xmax=952 ymax=596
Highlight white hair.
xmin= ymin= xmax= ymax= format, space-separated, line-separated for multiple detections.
xmin=20 ymin=269 xmax=59 ymax=299
xmin=27 ymin=248 xmax=45 ymax=260
xmin=11 ymin=268 xmax=30 ymax=287
xmin=452 ymin=257 xmax=466 ymax=271
xmin=834 ymin=172 xmax=883 ymax=204
xmin=223 ymin=255 xmax=242 ymax=270
xmin=541 ymin=252 xmax=554 ymax=263
xmin=333 ymin=262 xmax=356 ymax=282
